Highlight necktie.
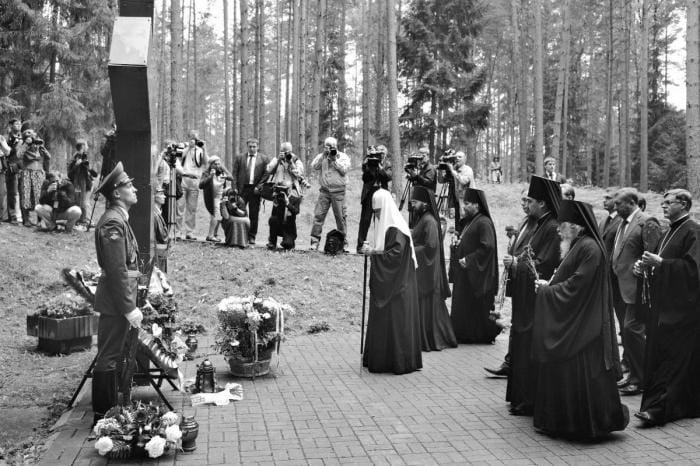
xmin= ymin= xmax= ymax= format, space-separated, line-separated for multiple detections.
xmin=247 ymin=155 xmax=254 ymax=182
xmin=613 ymin=219 xmax=628 ymax=262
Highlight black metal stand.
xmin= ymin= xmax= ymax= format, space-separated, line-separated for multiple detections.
xmin=67 ymin=350 xmax=178 ymax=410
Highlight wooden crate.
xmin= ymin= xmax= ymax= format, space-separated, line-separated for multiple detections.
xmin=26 ymin=314 xmax=99 ymax=354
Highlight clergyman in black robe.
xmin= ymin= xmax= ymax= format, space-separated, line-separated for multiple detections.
xmin=410 ymin=186 xmax=457 ymax=351
xmin=506 ymin=175 xmax=561 ymax=416
xmin=532 ymin=199 xmax=629 ymax=439
xmin=361 ymin=188 xmax=422 ymax=374
xmin=636 ymin=189 xmax=700 ymax=427
xmin=450 ymin=188 xmax=503 ymax=344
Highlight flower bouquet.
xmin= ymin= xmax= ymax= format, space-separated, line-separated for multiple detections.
xmin=34 ymin=293 xmax=93 ymax=319
xmin=214 ymin=296 xmax=293 ymax=377
xmin=27 ymin=293 xmax=98 ymax=354
xmin=93 ymin=401 xmax=182 ymax=459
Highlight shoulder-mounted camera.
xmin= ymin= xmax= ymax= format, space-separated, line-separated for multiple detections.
xmin=404 ymin=154 xmax=423 ymax=173
xmin=438 ymin=148 xmax=458 ymax=170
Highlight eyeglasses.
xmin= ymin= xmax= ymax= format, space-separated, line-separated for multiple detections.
xmin=661 ymin=200 xmax=682 ymax=207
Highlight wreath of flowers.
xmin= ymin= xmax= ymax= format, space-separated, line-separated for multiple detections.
xmin=93 ymin=402 xmax=182 ymax=459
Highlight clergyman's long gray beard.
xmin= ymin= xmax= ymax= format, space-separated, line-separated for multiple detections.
xmin=560 ymin=238 xmax=572 ymax=259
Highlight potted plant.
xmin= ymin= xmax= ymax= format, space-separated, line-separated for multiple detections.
xmin=26 ymin=293 xmax=98 ymax=354
xmin=214 ymin=296 xmax=293 ymax=377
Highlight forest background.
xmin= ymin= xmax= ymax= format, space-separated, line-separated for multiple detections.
xmin=0 ymin=0 xmax=698 ymax=195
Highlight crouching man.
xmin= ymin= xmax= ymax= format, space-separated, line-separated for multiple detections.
xmin=35 ymin=172 xmax=81 ymax=233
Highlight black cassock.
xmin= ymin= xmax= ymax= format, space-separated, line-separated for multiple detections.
xmin=450 ymin=212 xmax=501 ymax=344
xmin=363 ymin=227 xmax=423 ymax=374
xmin=506 ymin=212 xmax=560 ymax=411
xmin=532 ymin=235 xmax=627 ymax=439
xmin=641 ymin=216 xmax=700 ymax=423
xmin=412 ymin=212 xmax=457 ymax=351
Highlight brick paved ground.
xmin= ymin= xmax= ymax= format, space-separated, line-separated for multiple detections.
xmin=40 ymin=332 xmax=700 ymax=465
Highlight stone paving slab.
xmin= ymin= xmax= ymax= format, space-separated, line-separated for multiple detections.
xmin=40 ymin=332 xmax=700 ymax=465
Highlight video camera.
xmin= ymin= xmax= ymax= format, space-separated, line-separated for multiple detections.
xmin=194 ymin=138 xmax=205 ymax=148
xmin=365 ymin=146 xmax=384 ymax=167
xmin=437 ymin=149 xmax=458 ymax=171
xmin=404 ymin=154 xmax=424 ymax=173
xmin=164 ymin=142 xmax=186 ymax=167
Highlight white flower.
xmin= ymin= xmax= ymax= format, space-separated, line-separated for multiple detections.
xmin=144 ymin=435 xmax=167 ymax=458
xmin=230 ymin=339 xmax=240 ymax=347
xmin=95 ymin=436 xmax=114 ymax=456
xmin=262 ymin=312 xmax=271 ymax=319
xmin=161 ymin=411 xmax=179 ymax=426
xmin=152 ymin=323 xmax=162 ymax=338
xmin=165 ymin=424 xmax=182 ymax=442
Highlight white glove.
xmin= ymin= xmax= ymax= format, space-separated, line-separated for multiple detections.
xmin=125 ymin=308 xmax=143 ymax=328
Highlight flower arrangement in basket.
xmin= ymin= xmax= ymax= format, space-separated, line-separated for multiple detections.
xmin=34 ymin=293 xmax=94 ymax=319
xmin=214 ymin=296 xmax=293 ymax=363
xmin=93 ymin=401 xmax=182 ymax=459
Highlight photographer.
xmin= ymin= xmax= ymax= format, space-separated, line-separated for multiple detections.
xmin=309 ymin=136 xmax=351 ymax=251
xmin=35 ymin=172 xmax=81 ymax=233
xmin=199 ymin=156 xmax=233 ymax=243
xmin=3 ymin=119 xmax=22 ymax=223
xmin=437 ymin=150 xmax=474 ymax=230
xmin=266 ymin=142 xmax=305 ymax=250
xmin=220 ymin=188 xmax=249 ymax=248
xmin=68 ymin=141 xmax=98 ymax=226
xmin=405 ymin=147 xmax=436 ymax=191
xmin=357 ymin=145 xmax=392 ymax=253
xmin=176 ymin=130 xmax=207 ymax=240
xmin=17 ymin=127 xmax=51 ymax=227
xmin=155 ymin=141 xmax=185 ymax=228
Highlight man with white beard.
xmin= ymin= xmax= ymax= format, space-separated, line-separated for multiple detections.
xmin=531 ymin=199 xmax=629 ymax=439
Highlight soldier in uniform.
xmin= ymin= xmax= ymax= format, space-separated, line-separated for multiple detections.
xmin=92 ymin=162 xmax=143 ymax=422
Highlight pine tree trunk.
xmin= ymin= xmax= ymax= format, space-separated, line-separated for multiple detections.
xmin=640 ymin=0 xmax=649 ymax=191
xmin=253 ymin=0 xmax=260 ymax=140
xmin=291 ymin=0 xmax=300 ymax=151
xmin=239 ymin=0 xmax=250 ymax=153
xmin=336 ymin=0 xmax=347 ymax=146
xmin=512 ymin=0 xmax=528 ymax=181
xmin=561 ymin=50 xmax=570 ymax=180
xmin=159 ymin=0 xmax=169 ymax=142
xmin=285 ymin=0 xmax=292 ymax=141
xmin=170 ymin=0 xmax=184 ymax=139
xmin=257 ymin=0 xmax=266 ymax=152
xmin=687 ymin=0 xmax=700 ymax=196
xmin=621 ymin=0 xmax=631 ymax=186
xmin=362 ymin=0 xmax=371 ymax=151
xmin=192 ymin=0 xmax=199 ymax=137
xmin=533 ymin=0 xmax=544 ymax=176
xmin=310 ymin=0 xmax=325 ymax=156
xmin=275 ymin=0 xmax=283 ymax=151
xmin=386 ymin=0 xmax=402 ymax=196
xmin=224 ymin=0 xmax=232 ymax=165
xmin=298 ymin=0 xmax=307 ymax=164
xmin=184 ymin=0 xmax=192 ymax=130
xmin=603 ymin=0 xmax=613 ymax=188
xmin=232 ymin=0 xmax=239 ymax=156
xmin=551 ymin=0 xmax=569 ymax=170
xmin=374 ymin=0 xmax=384 ymax=138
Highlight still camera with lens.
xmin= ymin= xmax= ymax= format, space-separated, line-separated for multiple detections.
xmin=437 ymin=148 xmax=458 ymax=171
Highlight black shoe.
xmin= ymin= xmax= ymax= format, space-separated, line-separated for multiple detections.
xmin=634 ymin=410 xmax=664 ymax=427
xmin=484 ymin=362 xmax=511 ymax=377
xmin=617 ymin=374 xmax=632 ymax=388
xmin=619 ymin=383 xmax=642 ymax=396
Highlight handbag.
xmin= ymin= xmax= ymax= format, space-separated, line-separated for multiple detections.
xmin=260 ymin=181 xmax=275 ymax=201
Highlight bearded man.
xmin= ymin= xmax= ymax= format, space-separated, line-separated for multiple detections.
xmin=505 ymin=175 xmax=561 ymax=416
xmin=532 ymin=199 xmax=629 ymax=439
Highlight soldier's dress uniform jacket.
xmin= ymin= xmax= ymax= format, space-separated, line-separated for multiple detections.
xmin=94 ymin=205 xmax=139 ymax=372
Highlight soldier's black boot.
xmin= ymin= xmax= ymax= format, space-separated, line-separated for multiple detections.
xmin=92 ymin=370 xmax=118 ymax=425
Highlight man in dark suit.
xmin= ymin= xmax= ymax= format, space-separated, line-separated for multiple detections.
xmin=92 ymin=162 xmax=143 ymax=423
xmin=612 ymin=188 xmax=662 ymax=396
xmin=543 ymin=157 xmax=564 ymax=183
xmin=232 ymin=138 xmax=270 ymax=245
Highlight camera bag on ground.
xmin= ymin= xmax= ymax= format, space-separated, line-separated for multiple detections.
xmin=324 ymin=229 xmax=345 ymax=255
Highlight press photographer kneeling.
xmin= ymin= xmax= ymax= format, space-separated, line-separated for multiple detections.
xmin=266 ymin=142 xmax=306 ymax=250
xmin=35 ymin=172 xmax=82 ymax=233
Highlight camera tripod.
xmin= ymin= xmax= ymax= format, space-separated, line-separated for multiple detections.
xmin=398 ymin=179 xmax=413 ymax=211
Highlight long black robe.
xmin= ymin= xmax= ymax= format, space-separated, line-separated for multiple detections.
xmin=363 ymin=227 xmax=423 ymax=374
xmin=506 ymin=212 xmax=560 ymax=411
xmin=641 ymin=216 xmax=700 ymax=423
xmin=532 ymin=235 xmax=627 ymax=438
xmin=450 ymin=213 xmax=501 ymax=344
xmin=412 ymin=212 xmax=457 ymax=351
